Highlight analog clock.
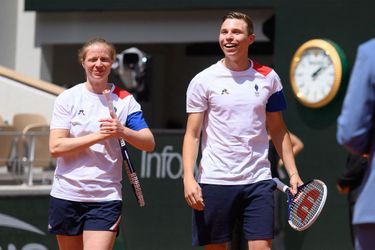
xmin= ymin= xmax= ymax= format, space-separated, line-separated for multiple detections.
xmin=289 ymin=39 xmax=347 ymax=108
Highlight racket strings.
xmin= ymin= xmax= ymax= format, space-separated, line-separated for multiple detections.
xmin=288 ymin=182 xmax=325 ymax=229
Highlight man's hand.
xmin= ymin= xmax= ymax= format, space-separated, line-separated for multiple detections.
xmin=289 ymin=173 xmax=304 ymax=195
xmin=337 ymin=184 xmax=350 ymax=194
xmin=184 ymin=177 xmax=205 ymax=211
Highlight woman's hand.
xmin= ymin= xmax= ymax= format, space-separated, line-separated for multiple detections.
xmin=98 ymin=117 xmax=124 ymax=138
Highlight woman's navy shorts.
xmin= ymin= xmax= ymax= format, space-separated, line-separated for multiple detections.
xmin=48 ymin=196 xmax=122 ymax=236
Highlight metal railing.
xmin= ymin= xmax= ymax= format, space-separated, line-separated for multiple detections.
xmin=0 ymin=130 xmax=55 ymax=186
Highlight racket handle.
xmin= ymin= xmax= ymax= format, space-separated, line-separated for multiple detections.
xmin=125 ymin=166 xmax=145 ymax=207
xmin=103 ymin=89 xmax=117 ymax=117
xmin=273 ymin=177 xmax=289 ymax=193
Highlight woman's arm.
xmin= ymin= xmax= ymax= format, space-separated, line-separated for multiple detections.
xmin=49 ymin=129 xmax=109 ymax=158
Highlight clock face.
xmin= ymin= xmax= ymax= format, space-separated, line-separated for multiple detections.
xmin=293 ymin=48 xmax=335 ymax=103
xmin=290 ymin=39 xmax=345 ymax=108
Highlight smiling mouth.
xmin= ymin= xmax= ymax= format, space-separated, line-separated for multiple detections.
xmin=224 ymin=44 xmax=237 ymax=49
xmin=93 ymin=70 xmax=104 ymax=75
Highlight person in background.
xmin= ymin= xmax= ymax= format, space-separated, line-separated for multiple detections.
xmin=337 ymin=38 xmax=375 ymax=250
xmin=183 ymin=11 xmax=303 ymax=250
xmin=337 ymin=153 xmax=368 ymax=246
xmin=48 ymin=37 xmax=155 ymax=250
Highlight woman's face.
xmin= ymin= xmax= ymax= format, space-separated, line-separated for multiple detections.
xmin=82 ymin=43 xmax=113 ymax=84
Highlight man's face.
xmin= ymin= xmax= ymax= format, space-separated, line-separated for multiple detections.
xmin=219 ymin=18 xmax=255 ymax=59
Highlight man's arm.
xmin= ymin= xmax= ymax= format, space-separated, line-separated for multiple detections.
xmin=182 ymin=112 xmax=205 ymax=211
xmin=337 ymin=41 xmax=375 ymax=154
xmin=266 ymin=111 xmax=303 ymax=194
xmin=337 ymin=153 xmax=368 ymax=193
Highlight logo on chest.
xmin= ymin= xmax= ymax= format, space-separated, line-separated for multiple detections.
xmin=254 ymin=84 xmax=260 ymax=97
xmin=77 ymin=109 xmax=86 ymax=116
xmin=221 ymin=88 xmax=230 ymax=95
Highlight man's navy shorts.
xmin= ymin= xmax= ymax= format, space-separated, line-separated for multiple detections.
xmin=48 ymin=196 xmax=122 ymax=236
xmin=192 ymin=179 xmax=276 ymax=246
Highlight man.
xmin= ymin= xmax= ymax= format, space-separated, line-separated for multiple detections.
xmin=183 ymin=11 xmax=303 ymax=250
xmin=337 ymin=153 xmax=368 ymax=246
xmin=337 ymin=38 xmax=375 ymax=250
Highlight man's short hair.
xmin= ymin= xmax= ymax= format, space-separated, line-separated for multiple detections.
xmin=222 ymin=11 xmax=254 ymax=35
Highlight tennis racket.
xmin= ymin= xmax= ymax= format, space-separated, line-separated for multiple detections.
xmin=273 ymin=177 xmax=327 ymax=231
xmin=103 ymin=89 xmax=145 ymax=207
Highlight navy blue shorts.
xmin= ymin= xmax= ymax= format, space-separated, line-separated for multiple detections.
xmin=48 ymin=196 xmax=122 ymax=236
xmin=192 ymin=179 xmax=276 ymax=246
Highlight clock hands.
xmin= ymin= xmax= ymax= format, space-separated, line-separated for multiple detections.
xmin=311 ymin=65 xmax=327 ymax=80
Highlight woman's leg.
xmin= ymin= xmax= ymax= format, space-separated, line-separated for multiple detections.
xmin=56 ymin=234 xmax=83 ymax=250
xmin=83 ymin=230 xmax=117 ymax=250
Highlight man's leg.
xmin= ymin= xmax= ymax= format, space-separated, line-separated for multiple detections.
xmin=248 ymin=239 xmax=272 ymax=250
xmin=204 ymin=243 xmax=228 ymax=250
xmin=354 ymin=223 xmax=375 ymax=250
xmin=193 ymin=185 xmax=241 ymax=247
xmin=243 ymin=180 xmax=275 ymax=250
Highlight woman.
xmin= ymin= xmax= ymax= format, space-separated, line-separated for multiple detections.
xmin=48 ymin=37 xmax=155 ymax=250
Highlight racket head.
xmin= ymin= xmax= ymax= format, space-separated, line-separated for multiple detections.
xmin=286 ymin=179 xmax=327 ymax=231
